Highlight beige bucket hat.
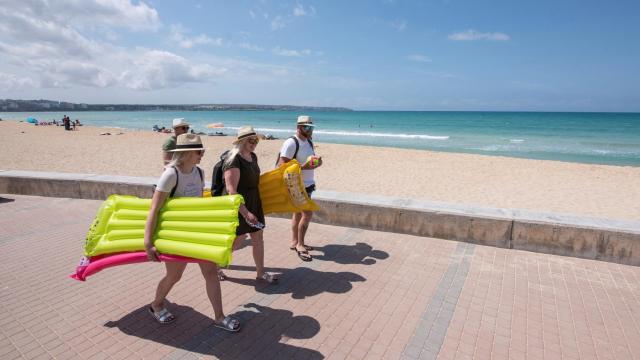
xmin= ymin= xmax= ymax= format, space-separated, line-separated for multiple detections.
xmin=169 ymin=133 xmax=204 ymax=152
xmin=233 ymin=126 xmax=260 ymax=145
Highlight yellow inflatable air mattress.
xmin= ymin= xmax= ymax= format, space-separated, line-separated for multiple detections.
xmin=83 ymin=195 xmax=243 ymax=266
xmin=259 ymin=160 xmax=319 ymax=214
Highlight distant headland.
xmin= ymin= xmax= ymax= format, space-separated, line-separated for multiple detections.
xmin=0 ymin=99 xmax=352 ymax=112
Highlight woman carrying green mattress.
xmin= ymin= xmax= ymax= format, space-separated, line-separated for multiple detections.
xmin=145 ymin=133 xmax=240 ymax=332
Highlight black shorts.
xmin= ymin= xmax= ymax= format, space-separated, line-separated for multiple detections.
xmin=305 ymin=184 xmax=316 ymax=197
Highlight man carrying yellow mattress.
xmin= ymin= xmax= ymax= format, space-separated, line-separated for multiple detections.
xmin=277 ymin=115 xmax=323 ymax=262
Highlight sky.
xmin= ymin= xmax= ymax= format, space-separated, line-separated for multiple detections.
xmin=0 ymin=0 xmax=639 ymax=112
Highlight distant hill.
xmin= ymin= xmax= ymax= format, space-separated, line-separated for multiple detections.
xmin=0 ymin=99 xmax=352 ymax=112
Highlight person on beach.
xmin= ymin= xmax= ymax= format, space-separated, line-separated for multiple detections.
xmin=145 ymin=133 xmax=240 ymax=332
xmin=217 ymin=126 xmax=278 ymax=284
xmin=277 ymin=115 xmax=323 ymax=262
xmin=162 ymin=118 xmax=190 ymax=165
xmin=63 ymin=115 xmax=71 ymax=131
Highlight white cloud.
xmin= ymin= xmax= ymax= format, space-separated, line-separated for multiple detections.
xmin=170 ymin=25 xmax=222 ymax=49
xmin=0 ymin=72 xmax=38 ymax=89
xmin=391 ymin=19 xmax=407 ymax=32
xmin=0 ymin=0 xmax=160 ymax=32
xmin=448 ymin=29 xmax=510 ymax=41
xmin=119 ymin=50 xmax=226 ymax=90
xmin=293 ymin=4 xmax=307 ymax=17
xmin=407 ymin=54 xmax=431 ymax=63
xmin=0 ymin=1 xmax=227 ymax=91
xmin=272 ymin=47 xmax=312 ymax=57
xmin=293 ymin=3 xmax=315 ymax=17
xmin=271 ymin=15 xmax=287 ymax=30
xmin=237 ymin=42 xmax=264 ymax=52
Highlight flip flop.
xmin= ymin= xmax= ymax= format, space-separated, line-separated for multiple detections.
xmin=296 ymin=249 xmax=312 ymax=262
xmin=289 ymin=245 xmax=314 ymax=251
xmin=217 ymin=269 xmax=227 ymax=281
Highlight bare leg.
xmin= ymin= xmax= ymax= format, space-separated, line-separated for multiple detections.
xmin=290 ymin=212 xmax=302 ymax=248
xmin=198 ymin=262 xmax=225 ymax=323
xmin=296 ymin=210 xmax=313 ymax=250
xmin=151 ymin=262 xmax=187 ymax=311
xmin=250 ymin=230 xmax=264 ymax=278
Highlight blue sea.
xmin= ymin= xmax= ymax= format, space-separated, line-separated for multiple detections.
xmin=3 ymin=111 xmax=640 ymax=166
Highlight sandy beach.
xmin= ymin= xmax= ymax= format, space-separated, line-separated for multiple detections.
xmin=1 ymin=119 xmax=638 ymax=221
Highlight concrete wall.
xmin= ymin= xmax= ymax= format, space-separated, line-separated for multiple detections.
xmin=2 ymin=170 xmax=639 ymax=265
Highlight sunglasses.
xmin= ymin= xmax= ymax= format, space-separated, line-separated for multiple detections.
xmin=301 ymin=125 xmax=314 ymax=132
xmin=197 ymin=149 xmax=205 ymax=155
xmin=178 ymin=126 xmax=189 ymax=131
xmin=247 ymin=138 xmax=259 ymax=145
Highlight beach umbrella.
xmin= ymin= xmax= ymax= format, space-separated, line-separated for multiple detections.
xmin=26 ymin=117 xmax=37 ymax=123
xmin=207 ymin=122 xmax=224 ymax=128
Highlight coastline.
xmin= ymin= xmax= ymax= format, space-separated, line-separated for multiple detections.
xmin=1 ymin=119 xmax=639 ymax=221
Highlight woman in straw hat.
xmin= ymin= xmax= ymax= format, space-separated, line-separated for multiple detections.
xmin=144 ymin=133 xmax=240 ymax=332
xmin=219 ymin=126 xmax=278 ymax=284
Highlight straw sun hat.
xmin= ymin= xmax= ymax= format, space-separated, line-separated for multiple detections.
xmin=169 ymin=133 xmax=204 ymax=152
xmin=296 ymin=115 xmax=314 ymax=127
xmin=233 ymin=126 xmax=260 ymax=145
xmin=172 ymin=118 xmax=190 ymax=129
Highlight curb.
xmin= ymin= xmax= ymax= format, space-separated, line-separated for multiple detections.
xmin=1 ymin=169 xmax=639 ymax=266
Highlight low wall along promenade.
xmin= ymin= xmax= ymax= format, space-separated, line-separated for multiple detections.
xmin=1 ymin=169 xmax=639 ymax=266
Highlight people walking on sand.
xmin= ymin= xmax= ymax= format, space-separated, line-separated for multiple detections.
xmin=63 ymin=115 xmax=71 ymax=131
xmin=162 ymin=118 xmax=190 ymax=165
xmin=277 ymin=116 xmax=323 ymax=261
xmin=145 ymin=133 xmax=240 ymax=332
xmin=217 ymin=126 xmax=278 ymax=284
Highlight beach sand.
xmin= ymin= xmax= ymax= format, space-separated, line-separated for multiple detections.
xmin=1 ymin=119 xmax=638 ymax=221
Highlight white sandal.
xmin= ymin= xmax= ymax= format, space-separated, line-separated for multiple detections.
xmin=214 ymin=316 xmax=240 ymax=332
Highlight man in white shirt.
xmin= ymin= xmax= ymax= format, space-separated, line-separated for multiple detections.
xmin=278 ymin=115 xmax=323 ymax=261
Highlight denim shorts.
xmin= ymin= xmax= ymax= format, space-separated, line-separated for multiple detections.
xmin=305 ymin=184 xmax=316 ymax=197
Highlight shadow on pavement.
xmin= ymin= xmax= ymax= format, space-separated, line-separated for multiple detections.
xmin=105 ymin=302 xmax=323 ymax=359
xmin=312 ymin=242 xmax=389 ymax=265
xmin=0 ymin=197 xmax=15 ymax=204
xmin=226 ymin=265 xmax=366 ymax=299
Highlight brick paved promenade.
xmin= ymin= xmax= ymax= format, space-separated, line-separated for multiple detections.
xmin=1 ymin=194 xmax=640 ymax=359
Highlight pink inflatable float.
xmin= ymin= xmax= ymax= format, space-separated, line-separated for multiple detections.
xmin=70 ymin=252 xmax=209 ymax=281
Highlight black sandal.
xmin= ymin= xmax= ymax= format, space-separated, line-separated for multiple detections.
xmin=218 ymin=269 xmax=227 ymax=281
xmin=289 ymin=245 xmax=314 ymax=251
xmin=296 ymin=249 xmax=312 ymax=262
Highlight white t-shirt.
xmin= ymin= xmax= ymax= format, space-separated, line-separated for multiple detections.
xmin=280 ymin=135 xmax=315 ymax=187
xmin=156 ymin=166 xmax=204 ymax=197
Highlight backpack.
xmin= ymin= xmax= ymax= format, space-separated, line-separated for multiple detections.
xmin=169 ymin=166 xmax=203 ymax=197
xmin=210 ymin=150 xmax=230 ymax=196
xmin=275 ymin=136 xmax=314 ymax=166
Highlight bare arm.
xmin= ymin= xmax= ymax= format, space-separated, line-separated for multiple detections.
xmin=277 ymin=156 xmax=291 ymax=166
xmin=144 ymin=190 xmax=169 ymax=261
xmin=224 ymin=168 xmax=258 ymax=225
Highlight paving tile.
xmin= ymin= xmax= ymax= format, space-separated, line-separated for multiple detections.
xmin=3 ymin=194 xmax=640 ymax=359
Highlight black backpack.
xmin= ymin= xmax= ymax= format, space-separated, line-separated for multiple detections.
xmin=210 ymin=150 xmax=230 ymax=196
xmin=275 ymin=136 xmax=314 ymax=166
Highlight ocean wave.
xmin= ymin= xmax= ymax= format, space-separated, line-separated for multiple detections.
xmin=509 ymin=139 xmax=525 ymax=143
xmin=226 ymin=127 xmax=450 ymax=140
xmin=315 ymin=130 xmax=450 ymax=140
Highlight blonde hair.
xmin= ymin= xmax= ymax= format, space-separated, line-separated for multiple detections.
xmin=167 ymin=151 xmax=191 ymax=169
xmin=223 ymin=143 xmax=241 ymax=168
